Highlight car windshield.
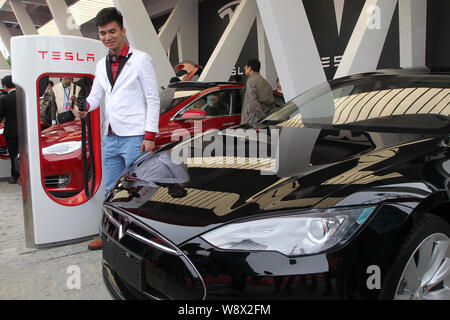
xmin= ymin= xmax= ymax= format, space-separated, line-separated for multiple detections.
xmin=160 ymin=89 xmax=201 ymax=115
xmin=263 ymin=73 xmax=450 ymax=133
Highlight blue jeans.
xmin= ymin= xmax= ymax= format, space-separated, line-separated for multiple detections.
xmin=102 ymin=134 xmax=144 ymax=195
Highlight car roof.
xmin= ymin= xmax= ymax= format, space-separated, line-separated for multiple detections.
xmin=336 ymin=68 xmax=450 ymax=79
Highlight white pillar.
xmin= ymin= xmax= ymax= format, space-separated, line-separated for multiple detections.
xmin=0 ymin=22 xmax=11 ymax=68
xmin=9 ymin=0 xmax=38 ymax=35
xmin=45 ymin=0 xmax=83 ymax=37
xmin=334 ymin=0 xmax=398 ymax=79
xmin=199 ymin=0 xmax=258 ymax=82
xmin=257 ymin=13 xmax=277 ymax=89
xmin=0 ymin=22 xmax=12 ymax=56
xmin=399 ymin=0 xmax=426 ymax=68
xmin=113 ymin=0 xmax=175 ymax=88
xmin=0 ymin=55 xmax=9 ymax=69
xmin=256 ymin=0 xmax=326 ymax=101
xmin=159 ymin=0 xmax=198 ymax=63
xmin=334 ymin=0 xmax=345 ymax=36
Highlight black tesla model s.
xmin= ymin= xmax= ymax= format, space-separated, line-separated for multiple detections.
xmin=101 ymin=69 xmax=449 ymax=300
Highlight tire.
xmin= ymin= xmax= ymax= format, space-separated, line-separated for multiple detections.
xmin=380 ymin=214 xmax=450 ymax=300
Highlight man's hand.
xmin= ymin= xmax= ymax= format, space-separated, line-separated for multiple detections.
xmin=141 ymin=140 xmax=155 ymax=153
xmin=73 ymin=104 xmax=88 ymax=119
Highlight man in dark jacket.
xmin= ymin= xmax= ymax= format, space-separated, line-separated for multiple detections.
xmin=241 ymin=59 xmax=276 ymax=124
xmin=0 ymin=75 xmax=19 ymax=184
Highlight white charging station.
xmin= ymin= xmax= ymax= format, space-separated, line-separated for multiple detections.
xmin=12 ymin=35 xmax=108 ymax=248
xmin=0 ymin=69 xmax=12 ymax=179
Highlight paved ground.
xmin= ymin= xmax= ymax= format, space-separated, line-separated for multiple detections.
xmin=0 ymin=180 xmax=112 ymax=300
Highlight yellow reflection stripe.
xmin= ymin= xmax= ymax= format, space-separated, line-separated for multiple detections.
xmin=419 ymin=90 xmax=449 ymax=114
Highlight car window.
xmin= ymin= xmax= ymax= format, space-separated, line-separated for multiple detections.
xmin=181 ymin=91 xmax=233 ymax=117
xmin=160 ymin=89 xmax=201 ymax=115
xmin=263 ymin=74 xmax=450 ymax=132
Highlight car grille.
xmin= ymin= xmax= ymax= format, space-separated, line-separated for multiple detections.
xmin=101 ymin=205 xmax=205 ymax=300
xmin=44 ymin=174 xmax=71 ymax=188
xmin=0 ymin=146 xmax=8 ymax=157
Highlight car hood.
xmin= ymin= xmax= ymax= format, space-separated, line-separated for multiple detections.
xmin=40 ymin=121 xmax=83 ymax=148
xmin=106 ymin=124 xmax=447 ymax=245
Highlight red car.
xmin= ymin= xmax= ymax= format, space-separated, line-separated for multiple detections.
xmin=41 ymin=121 xmax=89 ymax=197
xmin=0 ymin=121 xmax=8 ymax=160
xmin=40 ymin=82 xmax=285 ymax=198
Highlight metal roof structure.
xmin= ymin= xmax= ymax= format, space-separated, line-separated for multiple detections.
xmin=0 ymin=0 xmax=78 ymax=36
xmin=0 ymin=0 xmax=177 ymax=47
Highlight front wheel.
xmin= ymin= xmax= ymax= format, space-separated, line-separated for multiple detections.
xmin=380 ymin=214 xmax=450 ymax=300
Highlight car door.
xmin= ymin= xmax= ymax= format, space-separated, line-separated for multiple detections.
xmin=172 ymin=89 xmax=241 ymax=135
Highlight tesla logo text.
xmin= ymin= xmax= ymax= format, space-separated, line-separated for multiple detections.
xmin=37 ymin=51 xmax=95 ymax=62
xmin=66 ymin=265 xmax=81 ymax=290
xmin=321 ymin=56 xmax=343 ymax=68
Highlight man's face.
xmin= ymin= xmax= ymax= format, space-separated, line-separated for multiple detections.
xmin=98 ymin=21 xmax=126 ymax=53
xmin=62 ymin=78 xmax=73 ymax=86
xmin=211 ymin=95 xmax=219 ymax=106
xmin=245 ymin=65 xmax=252 ymax=77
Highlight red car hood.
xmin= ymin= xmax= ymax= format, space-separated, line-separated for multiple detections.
xmin=41 ymin=120 xmax=83 ymax=148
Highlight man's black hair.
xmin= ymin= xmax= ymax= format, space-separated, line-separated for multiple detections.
xmin=246 ymin=59 xmax=261 ymax=73
xmin=96 ymin=7 xmax=124 ymax=29
xmin=229 ymin=74 xmax=243 ymax=82
xmin=169 ymin=77 xmax=181 ymax=84
xmin=48 ymin=80 xmax=54 ymax=86
xmin=1 ymin=75 xmax=14 ymax=89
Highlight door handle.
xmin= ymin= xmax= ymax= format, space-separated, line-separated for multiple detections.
xmin=222 ymin=122 xmax=235 ymax=127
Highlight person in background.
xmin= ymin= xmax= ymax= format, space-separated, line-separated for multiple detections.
xmin=52 ymin=77 xmax=81 ymax=125
xmin=0 ymin=76 xmax=19 ymax=184
xmin=241 ymin=59 xmax=276 ymax=124
xmin=40 ymin=80 xmax=55 ymax=128
xmin=73 ymin=7 xmax=160 ymax=251
xmin=159 ymin=77 xmax=181 ymax=113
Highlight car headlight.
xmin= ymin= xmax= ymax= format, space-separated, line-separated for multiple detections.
xmin=42 ymin=141 xmax=82 ymax=156
xmin=0 ymin=128 xmax=4 ymax=135
xmin=201 ymin=206 xmax=376 ymax=256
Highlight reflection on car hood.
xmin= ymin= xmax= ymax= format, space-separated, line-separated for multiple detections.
xmin=107 ymin=124 xmax=448 ymax=245
xmin=40 ymin=121 xmax=83 ymax=148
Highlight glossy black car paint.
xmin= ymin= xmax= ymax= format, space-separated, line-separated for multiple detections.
xmin=101 ymin=70 xmax=450 ymax=300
